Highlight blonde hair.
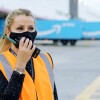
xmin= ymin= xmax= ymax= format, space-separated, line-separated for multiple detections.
xmin=5 ymin=8 xmax=35 ymax=31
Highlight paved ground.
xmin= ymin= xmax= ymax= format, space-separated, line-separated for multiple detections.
xmin=35 ymin=40 xmax=100 ymax=100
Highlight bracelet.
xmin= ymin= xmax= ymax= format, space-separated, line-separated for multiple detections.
xmin=14 ymin=68 xmax=25 ymax=74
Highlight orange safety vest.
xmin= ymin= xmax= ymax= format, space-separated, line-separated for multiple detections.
xmin=0 ymin=50 xmax=54 ymax=100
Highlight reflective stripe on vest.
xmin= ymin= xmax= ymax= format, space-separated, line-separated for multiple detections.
xmin=0 ymin=52 xmax=54 ymax=91
xmin=39 ymin=52 xmax=54 ymax=91
xmin=0 ymin=54 xmax=13 ymax=81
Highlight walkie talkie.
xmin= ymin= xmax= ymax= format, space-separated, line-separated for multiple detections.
xmin=0 ymin=32 xmax=40 ymax=58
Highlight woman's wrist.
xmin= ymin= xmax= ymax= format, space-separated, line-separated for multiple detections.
xmin=16 ymin=61 xmax=27 ymax=69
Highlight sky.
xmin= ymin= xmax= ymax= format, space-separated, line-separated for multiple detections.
xmin=78 ymin=0 xmax=100 ymax=21
xmin=0 ymin=0 xmax=100 ymax=21
xmin=0 ymin=0 xmax=69 ymax=20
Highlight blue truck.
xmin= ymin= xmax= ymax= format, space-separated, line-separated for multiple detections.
xmin=36 ymin=19 xmax=100 ymax=45
xmin=1 ymin=18 xmax=100 ymax=46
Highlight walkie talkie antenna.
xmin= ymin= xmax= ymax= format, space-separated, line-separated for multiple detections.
xmin=0 ymin=32 xmax=16 ymax=44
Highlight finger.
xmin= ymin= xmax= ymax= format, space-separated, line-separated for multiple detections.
xmin=31 ymin=45 xmax=36 ymax=52
xmin=23 ymin=38 xmax=30 ymax=48
xmin=19 ymin=37 xmax=26 ymax=47
xmin=28 ymin=40 xmax=33 ymax=50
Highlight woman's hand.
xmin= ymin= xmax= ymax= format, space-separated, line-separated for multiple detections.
xmin=15 ymin=37 xmax=35 ymax=70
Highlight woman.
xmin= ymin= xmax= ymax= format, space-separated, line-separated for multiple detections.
xmin=0 ymin=9 xmax=58 ymax=100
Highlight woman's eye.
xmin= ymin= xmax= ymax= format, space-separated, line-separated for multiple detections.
xmin=17 ymin=27 xmax=23 ymax=31
xmin=29 ymin=27 xmax=34 ymax=31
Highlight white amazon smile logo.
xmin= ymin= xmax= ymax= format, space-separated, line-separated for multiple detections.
xmin=37 ymin=22 xmax=75 ymax=36
xmin=37 ymin=24 xmax=61 ymax=36
xmin=83 ymin=31 xmax=100 ymax=36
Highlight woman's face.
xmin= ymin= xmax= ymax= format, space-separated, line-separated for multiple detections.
xmin=10 ymin=15 xmax=35 ymax=33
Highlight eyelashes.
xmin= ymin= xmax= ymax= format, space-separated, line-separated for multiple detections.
xmin=29 ymin=27 xmax=34 ymax=30
xmin=16 ymin=27 xmax=23 ymax=31
xmin=16 ymin=27 xmax=34 ymax=31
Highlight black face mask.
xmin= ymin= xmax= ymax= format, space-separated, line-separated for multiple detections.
xmin=9 ymin=30 xmax=37 ymax=48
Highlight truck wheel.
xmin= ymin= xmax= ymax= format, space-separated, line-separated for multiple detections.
xmin=53 ymin=40 xmax=58 ymax=45
xmin=61 ymin=40 xmax=68 ymax=45
xmin=70 ymin=40 xmax=77 ymax=46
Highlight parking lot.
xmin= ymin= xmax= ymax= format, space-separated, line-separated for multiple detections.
xmin=36 ymin=40 xmax=100 ymax=100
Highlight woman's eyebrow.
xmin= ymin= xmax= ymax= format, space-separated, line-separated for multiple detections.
xmin=16 ymin=24 xmax=35 ymax=28
xmin=28 ymin=25 xmax=34 ymax=27
xmin=16 ymin=24 xmax=24 ymax=27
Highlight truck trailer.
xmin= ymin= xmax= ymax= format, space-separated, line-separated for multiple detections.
xmin=1 ymin=18 xmax=100 ymax=46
